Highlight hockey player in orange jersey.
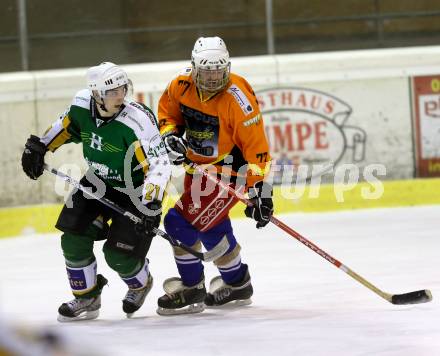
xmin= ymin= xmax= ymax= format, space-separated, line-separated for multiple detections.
xmin=156 ymin=36 xmax=273 ymax=315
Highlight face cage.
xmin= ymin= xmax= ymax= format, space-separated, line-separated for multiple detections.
xmin=98 ymin=79 xmax=133 ymax=101
xmin=193 ymin=64 xmax=230 ymax=92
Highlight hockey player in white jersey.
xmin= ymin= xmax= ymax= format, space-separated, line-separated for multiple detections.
xmin=21 ymin=62 xmax=171 ymax=321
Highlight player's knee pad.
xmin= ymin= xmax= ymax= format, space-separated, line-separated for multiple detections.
xmin=214 ymin=243 xmax=241 ymax=268
xmin=103 ymin=233 xmax=152 ymax=260
xmin=87 ymin=216 xmax=109 ymax=241
xmin=172 ymin=240 xmax=202 ymax=258
xmin=61 ymin=232 xmax=95 ymax=264
xmin=102 ymin=243 xmax=142 ymax=276
xmin=104 ymin=212 xmax=152 ymax=259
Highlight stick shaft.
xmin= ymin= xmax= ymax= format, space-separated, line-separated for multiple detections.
xmin=188 ymin=161 xmax=396 ymax=303
xmin=43 ymin=164 xmax=227 ymax=261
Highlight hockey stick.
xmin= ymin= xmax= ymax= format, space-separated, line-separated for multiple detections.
xmin=43 ymin=164 xmax=228 ymax=262
xmin=186 ymin=160 xmax=432 ymax=305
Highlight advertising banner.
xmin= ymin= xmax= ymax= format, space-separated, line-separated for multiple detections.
xmin=412 ymin=75 xmax=440 ymax=177
xmin=256 ymin=78 xmax=413 ymax=184
xmin=257 ymin=87 xmax=366 ymax=184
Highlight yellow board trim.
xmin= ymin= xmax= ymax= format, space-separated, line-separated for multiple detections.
xmin=1 ymin=178 xmax=439 ymax=239
xmin=0 ymin=204 xmax=63 ymax=238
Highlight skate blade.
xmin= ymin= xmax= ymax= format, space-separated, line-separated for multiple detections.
xmin=156 ymin=302 xmax=205 ymax=316
xmin=206 ymin=298 xmax=252 ymax=309
xmin=57 ymin=309 xmax=99 ymax=322
xmin=123 ymin=275 xmax=154 ymax=319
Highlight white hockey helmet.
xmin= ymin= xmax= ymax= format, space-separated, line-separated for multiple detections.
xmin=86 ymin=62 xmax=130 ymax=100
xmin=191 ymin=36 xmax=231 ymax=92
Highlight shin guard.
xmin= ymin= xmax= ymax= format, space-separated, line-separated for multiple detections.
xmin=66 ymin=260 xmax=98 ymax=297
xmin=121 ymin=259 xmax=151 ymax=290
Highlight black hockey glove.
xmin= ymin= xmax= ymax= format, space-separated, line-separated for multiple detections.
xmin=21 ymin=135 xmax=47 ymax=180
xmin=244 ymin=181 xmax=274 ymax=229
xmin=164 ymin=134 xmax=187 ymax=165
xmin=135 ymin=200 xmax=162 ymax=238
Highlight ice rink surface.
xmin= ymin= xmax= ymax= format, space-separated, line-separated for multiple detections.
xmin=0 ymin=205 xmax=439 ymax=356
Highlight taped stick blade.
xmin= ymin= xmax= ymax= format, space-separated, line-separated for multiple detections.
xmin=391 ymin=289 xmax=433 ymax=305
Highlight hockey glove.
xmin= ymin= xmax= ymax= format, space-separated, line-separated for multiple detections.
xmin=244 ymin=181 xmax=274 ymax=229
xmin=164 ymin=134 xmax=187 ymax=165
xmin=135 ymin=200 xmax=162 ymax=238
xmin=21 ymin=135 xmax=47 ymax=180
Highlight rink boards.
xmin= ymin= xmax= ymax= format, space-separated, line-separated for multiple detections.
xmin=2 ymin=46 xmax=440 ymax=237
xmin=1 ymin=177 xmax=439 ymax=238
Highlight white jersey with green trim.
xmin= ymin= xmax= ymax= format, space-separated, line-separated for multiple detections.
xmin=40 ymin=89 xmax=171 ymax=205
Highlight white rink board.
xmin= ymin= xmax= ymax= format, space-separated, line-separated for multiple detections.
xmin=2 ymin=46 xmax=440 ymax=206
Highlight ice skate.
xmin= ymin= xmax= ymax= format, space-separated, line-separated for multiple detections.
xmin=204 ymin=270 xmax=253 ymax=307
xmin=57 ymin=274 xmax=107 ymax=322
xmin=123 ymin=273 xmax=153 ymax=318
xmin=157 ymin=277 xmax=206 ymax=316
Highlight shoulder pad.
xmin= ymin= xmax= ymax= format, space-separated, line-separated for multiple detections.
xmin=126 ymin=101 xmax=158 ymax=128
xmin=71 ymin=89 xmax=91 ymax=109
xmin=169 ymin=67 xmax=192 ymax=83
xmin=177 ymin=67 xmax=192 ymax=77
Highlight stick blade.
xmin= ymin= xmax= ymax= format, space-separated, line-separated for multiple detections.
xmin=391 ymin=289 xmax=433 ymax=305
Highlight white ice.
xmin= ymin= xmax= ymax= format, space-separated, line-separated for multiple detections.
xmin=0 ymin=206 xmax=439 ymax=356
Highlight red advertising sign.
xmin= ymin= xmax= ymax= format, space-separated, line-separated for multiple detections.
xmin=256 ymin=87 xmax=366 ymax=184
xmin=412 ymin=75 xmax=440 ymax=177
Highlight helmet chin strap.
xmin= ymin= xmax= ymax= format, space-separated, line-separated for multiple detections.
xmin=92 ymin=91 xmax=124 ymax=118
xmin=95 ymin=94 xmax=117 ymax=117
xmin=96 ymin=102 xmax=108 ymax=112
xmin=98 ymin=101 xmax=108 ymax=112
xmin=94 ymin=92 xmax=109 ymax=112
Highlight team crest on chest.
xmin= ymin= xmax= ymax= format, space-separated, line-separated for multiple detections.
xmin=81 ymin=132 xmax=123 ymax=153
xmin=91 ymin=133 xmax=103 ymax=151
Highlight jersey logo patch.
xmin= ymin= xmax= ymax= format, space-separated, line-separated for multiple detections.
xmin=178 ymin=67 xmax=192 ymax=76
xmin=243 ymin=113 xmax=262 ymax=127
xmin=227 ymin=85 xmax=254 ymax=115
xmin=81 ymin=132 xmax=123 ymax=152
xmin=90 ymin=133 xmax=103 ymax=151
xmin=180 ymin=104 xmax=219 ymax=157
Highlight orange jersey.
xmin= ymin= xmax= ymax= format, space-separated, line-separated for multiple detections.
xmin=158 ymin=68 xmax=271 ymax=187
